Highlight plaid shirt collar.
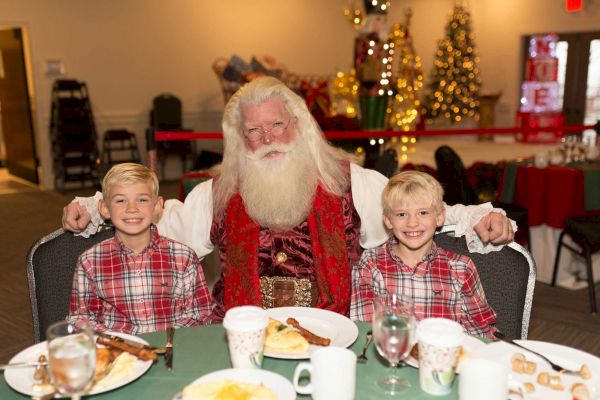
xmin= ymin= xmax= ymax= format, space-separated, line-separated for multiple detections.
xmin=111 ymin=224 xmax=161 ymax=255
xmin=385 ymin=235 xmax=439 ymax=269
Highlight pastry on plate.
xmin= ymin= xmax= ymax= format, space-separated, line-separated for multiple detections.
xmin=265 ymin=318 xmax=309 ymax=354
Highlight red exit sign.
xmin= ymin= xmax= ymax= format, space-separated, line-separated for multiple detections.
xmin=566 ymin=0 xmax=582 ymax=11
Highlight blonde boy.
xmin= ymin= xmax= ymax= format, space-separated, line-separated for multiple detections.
xmin=350 ymin=171 xmax=497 ymax=338
xmin=68 ymin=163 xmax=211 ymax=334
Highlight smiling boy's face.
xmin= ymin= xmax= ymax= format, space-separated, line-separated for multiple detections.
xmin=383 ymin=196 xmax=445 ymax=254
xmin=99 ymin=181 xmax=163 ymax=246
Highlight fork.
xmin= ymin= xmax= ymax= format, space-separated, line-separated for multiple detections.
xmin=493 ymin=331 xmax=582 ymax=376
xmin=357 ymin=330 xmax=373 ymax=363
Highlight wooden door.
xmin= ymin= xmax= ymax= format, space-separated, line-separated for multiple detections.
xmin=0 ymin=28 xmax=38 ymax=184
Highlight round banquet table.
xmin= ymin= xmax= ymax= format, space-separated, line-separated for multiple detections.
xmin=0 ymin=323 xmax=466 ymax=399
xmin=499 ymin=161 xmax=600 ymax=286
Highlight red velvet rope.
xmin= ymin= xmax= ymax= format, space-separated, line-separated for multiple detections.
xmin=155 ymin=124 xmax=595 ymax=141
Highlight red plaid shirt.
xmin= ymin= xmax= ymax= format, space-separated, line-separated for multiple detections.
xmin=68 ymin=225 xmax=212 ymax=334
xmin=350 ymin=237 xmax=497 ymax=339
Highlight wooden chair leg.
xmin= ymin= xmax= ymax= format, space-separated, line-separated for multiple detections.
xmin=585 ymin=248 xmax=597 ymax=314
xmin=552 ymin=230 xmax=567 ymax=287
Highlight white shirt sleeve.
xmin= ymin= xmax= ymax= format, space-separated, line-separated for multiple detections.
xmin=350 ymin=163 xmax=389 ymax=249
xmin=158 ymin=179 xmax=215 ymax=258
xmin=444 ymin=201 xmax=517 ymax=254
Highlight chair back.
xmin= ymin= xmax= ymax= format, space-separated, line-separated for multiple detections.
xmin=434 ymin=145 xmax=478 ymax=205
xmin=26 ymin=228 xmax=114 ymax=342
xmin=374 ymin=148 xmax=399 ymax=178
xmin=152 ymin=94 xmax=183 ymax=130
xmin=434 ymin=225 xmax=536 ymax=339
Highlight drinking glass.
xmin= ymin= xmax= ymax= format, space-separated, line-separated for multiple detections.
xmin=372 ymin=292 xmax=415 ymax=395
xmin=46 ymin=321 xmax=96 ymax=399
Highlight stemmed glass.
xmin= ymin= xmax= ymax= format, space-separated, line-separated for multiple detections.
xmin=46 ymin=321 xmax=96 ymax=400
xmin=372 ymin=292 xmax=415 ymax=395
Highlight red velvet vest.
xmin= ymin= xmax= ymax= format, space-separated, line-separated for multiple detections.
xmin=210 ymin=168 xmax=361 ymax=321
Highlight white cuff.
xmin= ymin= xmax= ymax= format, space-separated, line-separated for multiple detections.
xmin=455 ymin=202 xmax=518 ymax=254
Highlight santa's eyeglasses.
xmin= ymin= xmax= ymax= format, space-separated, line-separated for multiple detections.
xmin=243 ymin=118 xmax=295 ymax=142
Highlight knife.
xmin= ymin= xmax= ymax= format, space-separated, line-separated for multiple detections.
xmin=0 ymin=361 xmax=47 ymax=370
xmin=96 ymin=331 xmax=166 ymax=355
xmin=165 ymin=327 xmax=175 ymax=371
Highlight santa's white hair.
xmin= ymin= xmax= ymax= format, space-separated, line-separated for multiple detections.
xmin=212 ymin=76 xmax=353 ymax=219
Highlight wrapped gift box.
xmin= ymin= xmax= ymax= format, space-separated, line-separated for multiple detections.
xmin=515 ymin=111 xmax=564 ymax=143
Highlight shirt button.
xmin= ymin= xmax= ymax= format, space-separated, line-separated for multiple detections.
xmin=275 ymin=251 xmax=288 ymax=263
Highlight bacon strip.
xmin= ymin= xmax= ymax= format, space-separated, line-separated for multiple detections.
xmin=286 ymin=318 xmax=331 ymax=346
xmin=96 ymin=336 xmax=157 ymax=361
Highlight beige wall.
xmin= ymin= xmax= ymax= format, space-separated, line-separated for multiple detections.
xmin=0 ymin=0 xmax=598 ymax=189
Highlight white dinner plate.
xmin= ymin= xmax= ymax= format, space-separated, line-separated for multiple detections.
xmin=405 ymin=334 xmax=486 ymax=373
xmin=173 ymin=368 xmax=296 ymax=400
xmin=264 ymin=307 xmax=359 ymax=359
xmin=471 ymin=340 xmax=600 ymax=400
xmin=5 ymin=332 xmax=154 ymax=397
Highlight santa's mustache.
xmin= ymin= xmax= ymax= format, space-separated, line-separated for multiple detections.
xmin=244 ymin=143 xmax=295 ymax=161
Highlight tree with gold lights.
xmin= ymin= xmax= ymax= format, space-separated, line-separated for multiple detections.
xmin=423 ymin=2 xmax=481 ymax=124
xmin=387 ymin=8 xmax=424 ymax=131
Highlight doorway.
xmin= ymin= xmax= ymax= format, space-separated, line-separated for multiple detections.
xmin=0 ymin=27 xmax=38 ymax=184
xmin=556 ymin=31 xmax=600 ymax=128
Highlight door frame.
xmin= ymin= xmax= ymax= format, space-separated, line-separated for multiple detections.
xmin=0 ymin=25 xmax=38 ymax=184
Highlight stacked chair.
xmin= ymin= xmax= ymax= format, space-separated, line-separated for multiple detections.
xmin=49 ymin=79 xmax=100 ymax=191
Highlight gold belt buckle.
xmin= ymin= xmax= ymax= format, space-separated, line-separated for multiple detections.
xmin=260 ymin=276 xmax=312 ymax=308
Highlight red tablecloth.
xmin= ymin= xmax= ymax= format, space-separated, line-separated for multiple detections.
xmin=502 ymin=164 xmax=600 ymax=228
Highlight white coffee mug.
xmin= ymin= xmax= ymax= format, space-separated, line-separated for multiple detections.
xmin=293 ymin=347 xmax=356 ymax=400
xmin=459 ymin=358 xmax=528 ymax=400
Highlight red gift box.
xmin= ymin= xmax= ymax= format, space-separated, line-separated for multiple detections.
xmin=528 ymin=34 xmax=558 ymax=59
xmin=520 ymin=81 xmax=561 ymax=113
xmin=515 ymin=111 xmax=564 ymax=143
xmin=526 ymin=58 xmax=558 ymax=82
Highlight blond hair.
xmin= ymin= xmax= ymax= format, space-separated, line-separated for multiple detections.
xmin=382 ymin=170 xmax=444 ymax=215
xmin=102 ymin=163 xmax=159 ymax=199
xmin=212 ymin=76 xmax=353 ymax=216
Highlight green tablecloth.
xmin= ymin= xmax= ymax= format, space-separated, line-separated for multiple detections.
xmin=0 ymin=323 xmax=463 ymax=399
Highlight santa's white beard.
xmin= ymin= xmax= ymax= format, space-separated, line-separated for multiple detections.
xmin=239 ymin=141 xmax=318 ymax=230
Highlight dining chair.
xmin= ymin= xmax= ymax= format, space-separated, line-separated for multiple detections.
xmin=434 ymin=145 xmax=531 ymax=249
xmin=373 ymin=148 xmax=399 ymax=178
xmin=26 ymin=227 xmax=114 ymax=343
xmin=551 ymin=215 xmax=600 ymax=314
xmin=150 ymin=93 xmax=195 ymax=179
xmin=434 ymin=225 xmax=536 ymax=339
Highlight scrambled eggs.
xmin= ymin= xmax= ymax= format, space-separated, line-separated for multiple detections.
xmin=182 ymin=379 xmax=277 ymax=400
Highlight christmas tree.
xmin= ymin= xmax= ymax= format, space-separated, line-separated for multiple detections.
xmin=423 ymin=2 xmax=481 ymax=124
xmin=387 ymin=9 xmax=424 ymax=131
